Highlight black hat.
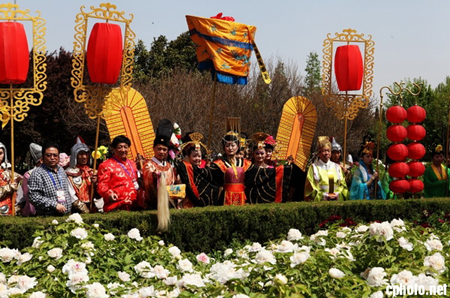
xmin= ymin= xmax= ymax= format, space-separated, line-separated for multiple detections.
xmin=154 ymin=119 xmax=173 ymax=147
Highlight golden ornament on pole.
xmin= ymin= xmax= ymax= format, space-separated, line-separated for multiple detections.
xmin=0 ymin=3 xmax=47 ymax=216
xmin=71 ymin=3 xmax=136 ymax=211
xmin=322 ymin=28 xmax=375 ymax=165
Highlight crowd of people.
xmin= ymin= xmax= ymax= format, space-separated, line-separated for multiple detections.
xmin=0 ymin=119 xmax=448 ymax=220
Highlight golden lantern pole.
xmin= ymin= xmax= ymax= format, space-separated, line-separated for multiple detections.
xmin=321 ymin=29 xmax=375 ymax=167
xmin=71 ymin=3 xmax=135 ymax=211
xmin=0 ymin=4 xmax=47 ymax=216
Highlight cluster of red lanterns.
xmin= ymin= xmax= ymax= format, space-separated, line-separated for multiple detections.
xmin=386 ymin=105 xmax=426 ymax=194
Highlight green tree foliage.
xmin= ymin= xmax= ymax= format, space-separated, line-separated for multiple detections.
xmin=303 ymin=51 xmax=321 ymax=96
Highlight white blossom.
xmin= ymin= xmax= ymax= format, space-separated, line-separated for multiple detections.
xmin=32 ymin=237 xmax=44 ymax=248
xmin=424 ymin=252 xmax=446 ymax=274
xmin=158 ymin=240 xmax=165 ymax=246
xmin=356 ymin=225 xmax=369 ymax=232
xmin=81 ymin=242 xmax=95 ymax=251
xmin=47 ymin=248 xmax=63 ymax=260
xmin=276 ymin=240 xmax=295 ymax=252
xmin=369 ymin=291 xmax=384 ymax=298
xmin=369 ymin=222 xmax=394 ymax=242
xmin=0 ymin=248 xmax=20 ymax=263
xmin=29 ymin=291 xmax=47 ymax=298
xmin=274 ymin=274 xmax=288 ymax=284
xmin=104 ymin=233 xmax=115 ymax=241
xmin=254 ymin=250 xmax=276 ymax=265
xmin=85 ymin=282 xmax=109 ymax=298
xmin=71 ymin=227 xmax=88 ymax=240
xmin=66 ymin=213 xmax=84 ymax=224
xmin=290 ymin=251 xmax=310 ymax=267
xmin=398 ymin=237 xmax=413 ymax=251
xmin=224 ymin=248 xmax=233 ymax=257
xmin=134 ymin=261 xmax=154 ymax=278
xmin=248 ymin=242 xmax=262 ymax=252
xmin=93 ymin=224 xmax=99 ymax=228
xmin=118 ymin=271 xmax=130 ymax=282
xmin=62 ymin=259 xmax=88 ymax=277
xmin=164 ymin=276 xmax=178 ymax=286
xmin=66 ymin=271 xmax=89 ymax=294
xmin=179 ymin=273 xmax=205 ymax=287
xmin=390 ymin=270 xmax=416 ymax=286
xmin=16 ymin=252 xmax=33 ymax=265
xmin=424 ymin=238 xmax=443 ymax=252
xmin=47 ymin=265 xmax=55 ymax=273
xmin=329 ymin=268 xmax=345 ymax=279
xmin=52 ymin=219 xmax=59 ymax=225
xmin=196 ymin=252 xmax=210 ymax=264
xmin=177 ymin=259 xmax=193 ymax=272
xmin=364 ymin=267 xmax=387 ymax=287
xmin=232 ymin=295 xmax=250 ymax=298
xmin=152 ymin=265 xmax=170 ymax=279
xmin=287 ymin=229 xmax=303 ymax=241
xmin=168 ymin=246 xmax=181 ymax=258
xmin=416 ymin=273 xmax=439 ymax=291
xmin=127 ymin=228 xmax=143 ymax=241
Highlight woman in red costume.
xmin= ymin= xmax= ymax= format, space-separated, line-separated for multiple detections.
xmin=0 ymin=142 xmax=22 ymax=215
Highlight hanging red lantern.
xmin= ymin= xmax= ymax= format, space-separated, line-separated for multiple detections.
xmin=408 ymin=179 xmax=424 ymax=193
xmin=386 ymin=106 xmax=407 ymax=123
xmin=87 ymin=23 xmax=123 ymax=84
xmin=387 ymin=143 xmax=408 ymax=161
xmin=407 ymin=142 xmax=426 ymax=160
xmin=388 ymin=162 xmax=409 ymax=178
xmin=407 ymin=161 xmax=425 ymax=177
xmin=406 ymin=105 xmax=426 ymax=123
xmin=386 ymin=125 xmax=407 ymax=142
xmin=406 ymin=124 xmax=426 ymax=141
xmin=0 ymin=22 xmax=29 ymax=84
xmin=334 ymin=45 xmax=363 ymax=91
xmin=389 ymin=179 xmax=410 ymax=193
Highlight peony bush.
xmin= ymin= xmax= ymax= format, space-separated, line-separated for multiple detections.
xmin=0 ymin=213 xmax=449 ymax=297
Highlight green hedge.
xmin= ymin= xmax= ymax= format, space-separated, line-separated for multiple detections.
xmin=1 ymin=198 xmax=450 ymax=253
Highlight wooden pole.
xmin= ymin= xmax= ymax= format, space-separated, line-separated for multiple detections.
xmin=89 ymin=113 xmax=101 ymax=212
xmin=10 ymin=84 xmax=15 ymax=216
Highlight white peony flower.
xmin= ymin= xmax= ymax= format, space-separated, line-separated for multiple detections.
xmin=104 ymin=233 xmax=115 ymax=241
xmin=276 ymin=240 xmax=295 ymax=253
xmin=369 ymin=222 xmax=394 ymax=242
xmin=62 ymin=259 xmax=88 ymax=277
xmin=425 ymin=238 xmax=443 ymax=252
xmin=32 ymin=237 xmax=44 ymax=248
xmin=329 ymin=268 xmax=345 ymax=279
xmin=196 ymin=252 xmax=210 ymax=264
xmin=209 ymin=261 xmax=248 ymax=284
xmin=232 ymin=295 xmax=250 ymax=298
xmin=118 ymin=271 xmax=130 ymax=282
xmin=52 ymin=219 xmax=59 ymax=225
xmin=398 ymin=237 xmax=413 ymax=251
xmin=168 ymin=246 xmax=181 ymax=258
xmin=224 ymin=248 xmax=233 ymax=257
xmin=66 ymin=271 xmax=89 ymax=294
xmin=248 ymin=242 xmax=262 ymax=252
xmin=365 ymin=267 xmax=387 ymax=287
xmin=390 ymin=218 xmax=404 ymax=227
xmin=336 ymin=232 xmax=347 ymax=238
xmin=15 ymin=275 xmax=38 ymax=292
xmin=47 ymin=248 xmax=63 ymax=260
xmin=254 ymin=250 xmax=276 ymax=265
xmin=47 ymin=265 xmax=55 ymax=273
xmin=0 ymin=248 xmax=20 ymax=263
xmin=66 ymin=213 xmax=84 ymax=224
xmin=325 ymin=247 xmax=340 ymax=259
xmin=93 ymin=224 xmax=99 ymax=228
xmin=127 ymin=228 xmax=143 ymax=241
xmin=158 ymin=240 xmax=165 ymax=246
xmin=416 ymin=273 xmax=439 ymax=291
xmin=152 ymin=265 xmax=170 ymax=279
xmin=16 ymin=252 xmax=33 ymax=265
xmin=179 ymin=273 xmax=205 ymax=287
xmin=0 ymin=272 xmax=6 ymax=284
xmin=369 ymin=291 xmax=384 ymax=298
xmin=356 ymin=225 xmax=369 ymax=232
xmin=236 ymin=249 xmax=249 ymax=259
xmin=81 ymin=242 xmax=95 ymax=251
xmin=424 ymin=252 xmax=446 ymax=274
xmin=137 ymin=286 xmax=157 ymax=297
xmin=274 ymin=274 xmax=288 ymax=284
xmin=71 ymin=227 xmax=88 ymax=240
xmin=107 ymin=282 xmax=124 ymax=295
xmin=85 ymin=282 xmax=109 ymax=298
xmin=29 ymin=291 xmax=47 ymax=298
xmin=134 ymin=261 xmax=154 ymax=278
xmin=290 ymin=251 xmax=310 ymax=267
xmin=287 ymin=229 xmax=303 ymax=241
xmin=177 ymin=259 xmax=193 ymax=272
xmin=390 ymin=270 xmax=416 ymax=286
xmin=164 ymin=276 xmax=178 ymax=286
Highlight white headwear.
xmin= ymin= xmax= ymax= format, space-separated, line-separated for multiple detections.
xmin=30 ymin=143 xmax=42 ymax=164
xmin=0 ymin=142 xmax=10 ymax=169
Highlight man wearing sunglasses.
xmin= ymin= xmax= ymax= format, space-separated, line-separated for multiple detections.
xmin=28 ymin=142 xmax=74 ymax=215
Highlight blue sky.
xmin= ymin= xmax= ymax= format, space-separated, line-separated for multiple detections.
xmin=12 ymin=0 xmax=450 ymax=99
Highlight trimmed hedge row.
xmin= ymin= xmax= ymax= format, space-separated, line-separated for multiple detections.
xmin=1 ymin=198 xmax=450 ymax=252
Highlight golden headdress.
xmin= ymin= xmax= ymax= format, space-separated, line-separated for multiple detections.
xmin=358 ymin=135 xmax=375 ymax=156
xmin=179 ymin=132 xmax=209 ymax=155
xmin=433 ymin=144 xmax=444 ymax=155
xmin=222 ymin=117 xmax=241 ymax=144
xmin=317 ymin=136 xmax=331 ymax=151
xmin=251 ymin=132 xmax=269 ymax=151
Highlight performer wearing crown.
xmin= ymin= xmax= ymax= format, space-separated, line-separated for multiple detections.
xmin=305 ymin=136 xmax=348 ymax=201
xmin=330 ymin=137 xmax=352 ymax=186
xmin=423 ymin=145 xmax=450 ymax=198
xmin=175 ymin=132 xmax=220 ymax=207
xmin=0 ymin=142 xmax=22 ymax=215
xmin=350 ymin=136 xmax=385 ymax=200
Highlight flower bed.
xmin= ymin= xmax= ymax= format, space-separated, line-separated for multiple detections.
xmin=0 ymin=213 xmax=449 ymax=297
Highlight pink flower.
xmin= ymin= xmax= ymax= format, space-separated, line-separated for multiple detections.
xmin=264 ymin=135 xmax=277 ymax=146
xmin=196 ymin=252 xmax=210 ymax=264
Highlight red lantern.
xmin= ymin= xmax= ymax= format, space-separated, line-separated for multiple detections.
xmin=387 ymin=143 xmax=408 ymax=161
xmin=388 ymin=162 xmax=409 ymax=178
xmin=334 ymin=45 xmax=363 ymax=91
xmin=386 ymin=106 xmax=407 ymax=123
xmin=389 ymin=179 xmax=410 ymax=194
xmin=87 ymin=23 xmax=123 ymax=84
xmin=406 ymin=105 xmax=426 ymax=123
xmin=406 ymin=124 xmax=426 ymax=141
xmin=0 ymin=22 xmax=29 ymax=84
xmin=386 ymin=125 xmax=407 ymax=142
xmin=407 ymin=161 xmax=425 ymax=177
xmin=408 ymin=179 xmax=424 ymax=193
xmin=407 ymin=142 xmax=426 ymax=160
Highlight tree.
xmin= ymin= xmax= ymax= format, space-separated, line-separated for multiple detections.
xmin=303 ymin=51 xmax=321 ymax=96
